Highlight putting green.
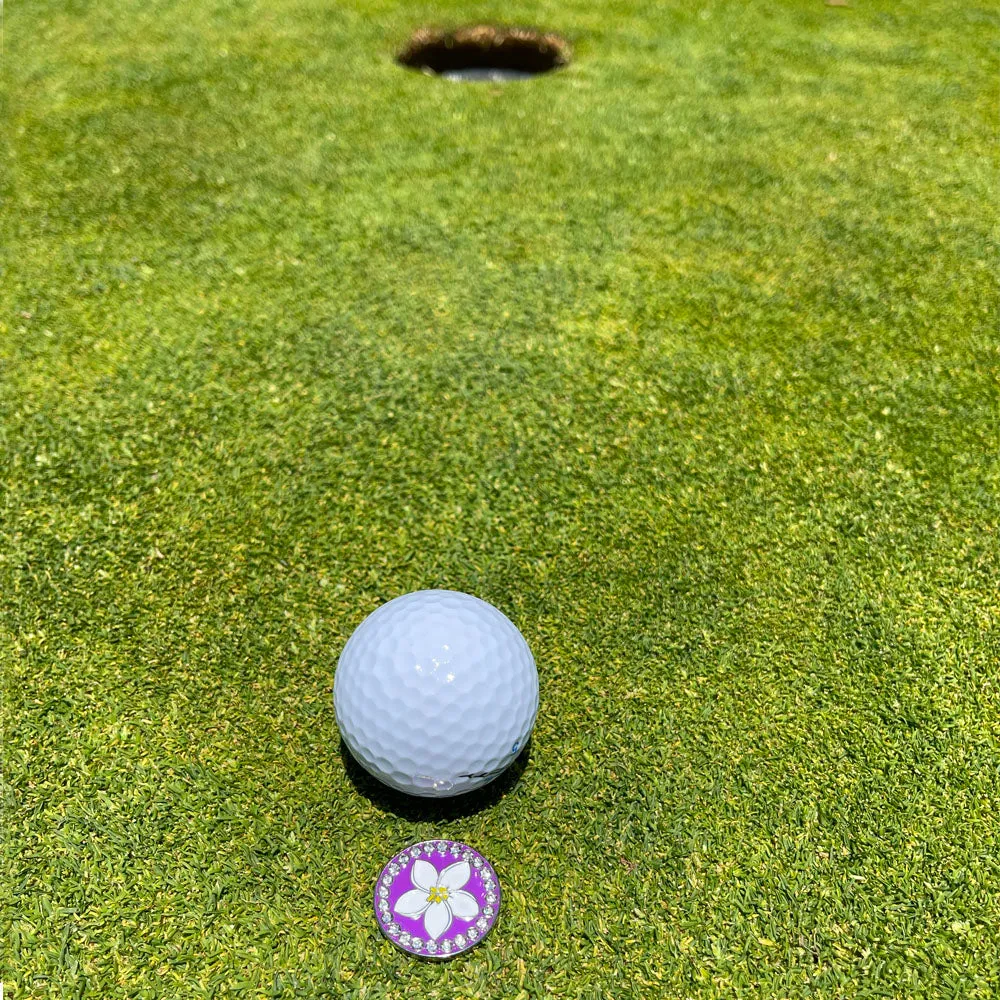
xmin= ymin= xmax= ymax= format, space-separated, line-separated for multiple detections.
xmin=2 ymin=1 xmax=997 ymax=997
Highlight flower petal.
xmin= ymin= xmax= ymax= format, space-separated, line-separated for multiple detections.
xmin=424 ymin=901 xmax=452 ymax=940
xmin=446 ymin=889 xmax=479 ymax=921
xmin=438 ymin=861 xmax=471 ymax=891
xmin=394 ymin=889 xmax=430 ymax=919
xmin=411 ymin=859 xmax=438 ymax=892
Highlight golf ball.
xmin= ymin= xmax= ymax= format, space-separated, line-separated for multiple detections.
xmin=334 ymin=590 xmax=538 ymax=797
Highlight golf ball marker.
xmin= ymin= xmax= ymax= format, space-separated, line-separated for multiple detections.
xmin=334 ymin=590 xmax=538 ymax=798
xmin=374 ymin=841 xmax=501 ymax=958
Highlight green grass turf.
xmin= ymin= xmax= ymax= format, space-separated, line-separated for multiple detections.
xmin=2 ymin=0 xmax=998 ymax=995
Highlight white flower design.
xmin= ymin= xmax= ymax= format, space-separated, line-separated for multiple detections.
xmin=394 ymin=859 xmax=479 ymax=940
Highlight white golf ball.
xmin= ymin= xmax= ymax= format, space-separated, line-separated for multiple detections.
xmin=334 ymin=590 xmax=539 ymax=797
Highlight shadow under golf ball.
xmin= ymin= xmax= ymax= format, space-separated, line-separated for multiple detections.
xmin=339 ymin=737 xmax=533 ymax=821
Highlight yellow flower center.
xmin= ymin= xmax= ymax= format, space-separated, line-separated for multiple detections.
xmin=426 ymin=886 xmax=449 ymax=904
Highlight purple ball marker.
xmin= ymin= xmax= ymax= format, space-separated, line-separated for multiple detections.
xmin=374 ymin=840 xmax=501 ymax=959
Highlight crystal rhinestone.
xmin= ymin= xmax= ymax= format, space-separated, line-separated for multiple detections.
xmin=398 ymin=852 xmax=409 ymax=863
xmin=454 ymin=934 xmax=466 ymax=948
xmin=389 ymin=864 xmax=400 ymax=876
xmin=472 ymin=857 xmax=483 ymax=868
xmin=441 ymin=940 xmax=452 ymax=952
xmin=427 ymin=941 xmax=438 ymax=953
xmin=468 ymin=926 xmax=479 ymax=939
xmin=378 ymin=887 xmax=389 ymax=899
xmin=388 ymin=922 xmax=400 ymax=935
xmin=476 ymin=917 xmax=488 ymax=930
xmin=399 ymin=933 xmax=411 ymax=945
xmin=484 ymin=905 xmax=494 ymax=917
xmin=485 ymin=892 xmax=497 ymax=904
xmin=381 ymin=875 xmax=392 ymax=887
xmin=461 ymin=850 xmax=473 ymax=861
xmin=411 ymin=937 xmax=423 ymax=949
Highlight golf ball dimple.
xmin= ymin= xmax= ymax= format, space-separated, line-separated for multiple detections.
xmin=334 ymin=590 xmax=539 ymax=798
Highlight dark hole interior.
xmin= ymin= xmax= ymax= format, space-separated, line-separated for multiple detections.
xmin=397 ymin=27 xmax=570 ymax=77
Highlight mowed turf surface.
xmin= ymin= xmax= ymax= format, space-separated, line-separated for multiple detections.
xmin=2 ymin=0 xmax=998 ymax=996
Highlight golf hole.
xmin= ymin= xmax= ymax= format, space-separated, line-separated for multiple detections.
xmin=396 ymin=26 xmax=571 ymax=82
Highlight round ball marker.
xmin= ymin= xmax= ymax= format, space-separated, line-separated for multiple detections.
xmin=374 ymin=840 xmax=501 ymax=959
